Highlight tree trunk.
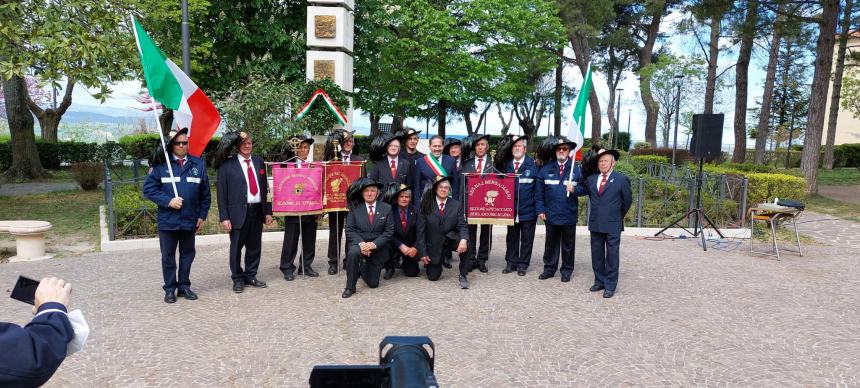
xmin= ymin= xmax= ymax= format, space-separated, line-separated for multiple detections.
xmin=392 ymin=116 xmax=405 ymax=132
xmin=437 ymin=100 xmax=447 ymax=138
xmin=24 ymin=78 xmax=74 ymax=142
xmin=801 ymin=0 xmax=839 ymax=195
xmin=554 ymin=51 xmax=563 ymax=136
xmin=3 ymin=75 xmax=45 ymax=181
xmin=37 ymin=110 xmax=60 ymax=141
xmin=703 ymin=14 xmax=721 ymax=114
xmin=461 ymin=105 xmax=475 ymax=136
xmin=823 ymin=0 xmax=853 ymax=169
xmin=370 ymin=113 xmax=380 ymax=136
xmin=497 ymin=103 xmax=513 ymax=136
xmin=638 ymin=3 xmax=665 ymax=147
xmin=754 ymin=5 xmax=784 ymax=164
xmin=732 ymin=1 xmax=758 ymax=163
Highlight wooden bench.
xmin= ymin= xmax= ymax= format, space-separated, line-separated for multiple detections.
xmin=0 ymin=220 xmax=53 ymax=261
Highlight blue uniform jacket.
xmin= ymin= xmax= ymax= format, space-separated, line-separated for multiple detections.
xmin=0 ymin=302 xmax=74 ymax=387
xmin=143 ymin=155 xmax=211 ymax=231
xmin=584 ymin=171 xmax=633 ymax=234
xmin=535 ymin=159 xmax=587 ymax=226
xmin=506 ymin=156 xmax=539 ymax=222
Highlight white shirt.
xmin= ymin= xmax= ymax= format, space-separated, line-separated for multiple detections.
xmin=598 ymin=169 xmax=614 ymax=188
xmin=341 ymin=152 xmax=351 ymax=163
xmin=436 ymin=198 xmax=447 ymax=212
xmin=387 ymin=156 xmax=398 ymax=169
xmin=238 ymin=154 xmax=262 ymax=204
xmin=474 ymin=155 xmax=487 ymax=171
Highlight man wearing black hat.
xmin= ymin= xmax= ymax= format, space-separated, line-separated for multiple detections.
xmin=458 ymin=134 xmax=494 ymax=273
xmin=369 ymin=134 xmax=411 ymax=186
xmin=535 ymin=137 xmax=587 ymax=283
xmin=216 ymin=132 xmax=274 ymax=293
xmin=398 ymin=128 xmax=425 ymax=164
xmin=384 ymin=184 xmax=419 ymax=279
xmin=144 ymin=128 xmax=211 ymax=303
xmin=342 ymin=179 xmax=395 ymax=298
xmin=325 ymin=130 xmax=366 ymax=275
xmin=443 ymin=138 xmax=463 ymax=171
xmin=416 ymin=176 xmax=471 ymax=289
xmin=280 ymin=135 xmax=321 ymax=280
xmin=502 ymin=135 xmax=539 ymax=276
xmin=584 ymin=148 xmax=632 ymax=298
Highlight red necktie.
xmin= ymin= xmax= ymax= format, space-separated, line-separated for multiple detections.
xmin=514 ymin=161 xmax=520 ymax=174
xmin=439 ymin=202 xmax=445 ymax=217
xmin=245 ymin=159 xmax=258 ymax=196
xmin=598 ymin=174 xmax=608 ymax=195
xmin=400 ymin=209 xmax=407 ymax=230
xmin=368 ymin=205 xmax=374 ymax=224
xmin=390 ymin=159 xmax=397 ymax=179
xmin=476 ymin=157 xmax=483 ymax=173
xmin=178 ymin=158 xmax=185 ymax=168
xmin=559 ymin=162 xmax=565 ymax=177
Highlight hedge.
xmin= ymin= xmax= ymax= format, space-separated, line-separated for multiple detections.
xmin=0 ymin=140 xmax=125 ymax=170
xmin=117 ymin=134 xmax=221 ymax=165
xmin=745 ymin=172 xmax=806 ymax=206
xmin=835 ymin=143 xmax=860 ymax=167
xmin=629 ymin=147 xmax=692 ymax=165
xmin=629 ymin=155 xmax=668 ymax=173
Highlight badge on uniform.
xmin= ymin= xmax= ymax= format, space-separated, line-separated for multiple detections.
xmin=192 ymin=167 xmax=199 ymax=176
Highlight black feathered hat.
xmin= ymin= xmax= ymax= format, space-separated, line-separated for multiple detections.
xmin=536 ymin=136 xmax=558 ymax=165
xmin=151 ymin=127 xmax=190 ymax=165
xmin=346 ymin=177 xmax=384 ymax=210
xmin=493 ymin=134 xmax=516 ymax=172
xmin=597 ymin=148 xmax=621 ymax=161
xmin=323 ymin=129 xmax=354 ymax=161
xmin=383 ymin=183 xmax=412 ymax=207
xmin=420 ymin=175 xmax=454 ymax=215
xmin=369 ymin=133 xmax=400 ymax=162
xmin=212 ymin=130 xmax=248 ymax=169
xmin=581 ymin=143 xmax=602 ymax=178
xmin=443 ymin=138 xmax=462 ymax=156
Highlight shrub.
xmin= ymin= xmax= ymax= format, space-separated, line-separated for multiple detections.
xmin=0 ymin=141 xmax=10 ymax=171
xmin=629 ymin=147 xmax=691 ymax=165
xmin=118 ymin=134 xmax=160 ymax=160
xmin=835 ymin=143 xmax=860 ymax=167
xmin=633 ymin=141 xmax=651 ymax=150
xmin=112 ymin=185 xmax=158 ymax=238
xmin=717 ymin=162 xmax=775 ymax=174
xmin=629 ymin=155 xmax=668 ymax=173
xmin=71 ymin=161 xmax=103 ymax=190
xmin=745 ymin=172 xmax=806 ymax=206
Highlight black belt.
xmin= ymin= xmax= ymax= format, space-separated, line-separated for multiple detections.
xmin=247 ymin=203 xmax=262 ymax=208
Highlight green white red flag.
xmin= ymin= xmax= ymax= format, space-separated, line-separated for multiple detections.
xmin=568 ymin=63 xmax=592 ymax=161
xmin=132 ymin=17 xmax=220 ymax=157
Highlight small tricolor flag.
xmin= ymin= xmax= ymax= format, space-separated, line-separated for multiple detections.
xmin=568 ymin=63 xmax=592 ymax=161
xmin=132 ymin=17 xmax=220 ymax=157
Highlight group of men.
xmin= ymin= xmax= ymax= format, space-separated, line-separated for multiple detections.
xmin=143 ymin=127 xmax=631 ymax=304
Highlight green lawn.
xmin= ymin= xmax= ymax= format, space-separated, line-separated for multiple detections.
xmin=0 ymin=190 xmax=102 ymax=245
xmin=805 ymin=194 xmax=860 ymax=223
xmin=782 ymin=167 xmax=860 ymax=185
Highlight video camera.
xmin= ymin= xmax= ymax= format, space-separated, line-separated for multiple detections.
xmin=309 ymin=336 xmax=439 ymax=388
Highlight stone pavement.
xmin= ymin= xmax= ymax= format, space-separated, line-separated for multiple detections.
xmin=1 ymin=234 xmax=859 ymax=387
xmin=796 ymin=211 xmax=860 ymax=249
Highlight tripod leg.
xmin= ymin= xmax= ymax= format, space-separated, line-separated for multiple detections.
xmin=654 ymin=209 xmax=696 ymax=237
xmin=698 ymin=209 xmax=707 ymax=251
xmin=700 ymin=211 xmax=725 ymax=238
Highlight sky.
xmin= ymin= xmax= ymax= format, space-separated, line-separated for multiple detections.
xmin=65 ymin=9 xmax=775 ymax=148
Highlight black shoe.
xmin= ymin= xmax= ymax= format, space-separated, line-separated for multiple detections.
xmin=342 ymin=289 xmax=355 ymax=298
xmin=502 ymin=267 xmax=514 ymax=274
xmin=459 ymin=275 xmax=470 ymax=289
xmin=561 ymin=275 xmax=571 ymax=283
xmin=232 ymin=281 xmax=244 ymax=293
xmin=328 ymin=264 xmax=338 ymax=275
xmin=244 ymin=278 xmax=267 ymax=288
xmin=177 ymin=289 xmax=198 ymax=300
xmin=164 ymin=291 xmax=177 ymax=303
xmin=603 ymin=289 xmax=615 ymax=298
xmin=538 ymin=272 xmax=554 ymax=280
xmin=383 ymin=268 xmax=395 ymax=280
xmin=517 ymin=270 xmax=527 ymax=276
xmin=478 ymin=262 xmax=488 ymax=273
xmin=442 ymin=261 xmax=453 ymax=269
xmin=299 ymin=267 xmax=320 ymax=277
xmin=589 ymin=284 xmax=605 ymax=292
xmin=284 ymin=272 xmax=295 ymax=281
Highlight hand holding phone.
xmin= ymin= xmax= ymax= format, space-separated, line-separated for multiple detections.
xmin=10 ymin=276 xmax=39 ymax=305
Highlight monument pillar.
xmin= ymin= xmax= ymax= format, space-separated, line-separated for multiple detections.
xmin=306 ymin=0 xmax=354 ymax=132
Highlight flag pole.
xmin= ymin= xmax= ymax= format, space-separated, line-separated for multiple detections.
xmin=131 ymin=16 xmax=179 ymax=198
xmin=566 ymin=62 xmax=591 ymax=198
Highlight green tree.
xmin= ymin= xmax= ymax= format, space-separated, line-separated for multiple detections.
xmin=640 ymin=54 xmax=707 ymax=148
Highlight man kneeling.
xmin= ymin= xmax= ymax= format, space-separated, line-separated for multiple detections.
xmin=342 ymin=179 xmax=395 ymax=298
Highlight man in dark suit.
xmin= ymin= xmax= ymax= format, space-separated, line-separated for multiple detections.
xmin=325 ymin=130 xmax=366 ymax=275
xmin=397 ymin=128 xmax=425 ymax=164
xmin=443 ymin=138 xmax=463 ymax=171
xmin=342 ymin=179 xmax=395 ymax=298
xmin=535 ymin=137 xmax=587 ymax=283
xmin=280 ymin=135 xmax=321 ymax=280
xmin=416 ymin=177 xmax=471 ymax=289
xmin=502 ymin=135 xmax=539 ymax=276
xmin=458 ymin=134 xmax=493 ymax=273
xmin=216 ymin=132 xmax=273 ymax=293
xmin=412 ymin=135 xmax=458 ymax=205
xmin=384 ymin=184 xmax=418 ymax=279
xmin=585 ymin=148 xmax=632 ymax=298
xmin=369 ymin=135 xmax=411 ymax=186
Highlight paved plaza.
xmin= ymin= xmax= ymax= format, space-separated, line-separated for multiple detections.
xmin=2 ymin=223 xmax=859 ymax=387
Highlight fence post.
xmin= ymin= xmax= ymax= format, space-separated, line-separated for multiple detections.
xmin=740 ymin=177 xmax=749 ymax=227
xmin=133 ymin=159 xmax=140 ymax=182
xmin=103 ymin=159 xmax=115 ymax=241
xmin=637 ymin=177 xmax=644 ymax=227
xmin=687 ymin=174 xmax=697 ymax=229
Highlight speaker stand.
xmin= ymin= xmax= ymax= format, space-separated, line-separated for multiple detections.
xmin=654 ymin=157 xmax=724 ymax=251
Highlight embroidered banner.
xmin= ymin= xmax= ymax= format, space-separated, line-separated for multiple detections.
xmin=464 ymin=173 xmax=516 ymax=225
xmin=271 ymin=163 xmax=324 ymax=215
xmin=323 ymin=161 xmax=364 ymax=212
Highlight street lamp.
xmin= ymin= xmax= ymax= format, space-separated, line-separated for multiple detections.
xmin=182 ymin=0 xmax=190 ymax=75
xmin=671 ymin=74 xmax=684 ymax=167
xmin=627 ymin=108 xmax=632 ymax=147
xmin=615 ymin=88 xmax=623 ymax=149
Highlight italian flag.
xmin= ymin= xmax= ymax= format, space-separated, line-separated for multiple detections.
xmin=132 ymin=17 xmax=220 ymax=157
xmin=568 ymin=63 xmax=592 ymax=161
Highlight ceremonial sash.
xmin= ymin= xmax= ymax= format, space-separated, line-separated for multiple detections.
xmin=424 ymin=154 xmax=448 ymax=177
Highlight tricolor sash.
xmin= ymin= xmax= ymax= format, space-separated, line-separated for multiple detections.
xmin=424 ymin=154 xmax=448 ymax=177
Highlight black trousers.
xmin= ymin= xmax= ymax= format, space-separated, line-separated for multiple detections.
xmin=590 ymin=231 xmax=621 ymax=291
xmin=504 ymin=219 xmax=536 ymax=271
xmin=280 ymin=216 xmax=317 ymax=274
xmin=426 ymin=238 xmax=469 ymax=281
xmin=467 ymin=224 xmax=492 ymax=264
xmin=327 ymin=211 xmax=348 ymax=265
xmin=542 ymin=223 xmax=576 ymax=277
xmin=158 ymin=229 xmax=196 ymax=292
xmin=229 ymin=204 xmax=263 ymax=281
xmin=388 ymin=252 xmax=420 ymax=277
xmin=345 ymin=245 xmax=388 ymax=291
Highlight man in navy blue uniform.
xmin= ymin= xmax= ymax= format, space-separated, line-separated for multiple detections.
xmin=412 ymin=135 xmax=458 ymax=205
xmin=585 ymin=148 xmax=632 ymax=298
xmin=535 ymin=137 xmax=587 ymax=283
xmin=143 ymin=128 xmax=211 ymax=303
xmin=0 ymin=277 xmax=74 ymax=387
xmin=502 ymin=135 xmax=539 ymax=276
